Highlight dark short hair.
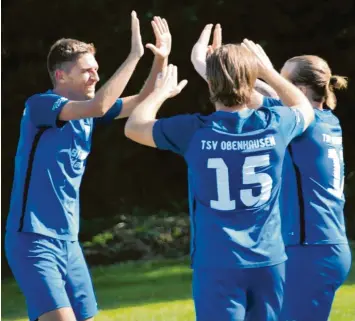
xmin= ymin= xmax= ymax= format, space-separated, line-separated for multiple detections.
xmin=47 ymin=38 xmax=96 ymax=85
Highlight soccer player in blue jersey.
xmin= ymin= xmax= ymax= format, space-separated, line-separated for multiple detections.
xmin=260 ymin=55 xmax=352 ymax=321
xmin=5 ymin=12 xmax=172 ymax=321
xmin=124 ymin=25 xmax=315 ymax=320
xmin=192 ymin=26 xmax=352 ymax=320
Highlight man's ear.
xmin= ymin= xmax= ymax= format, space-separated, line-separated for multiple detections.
xmin=55 ymin=69 xmax=66 ymax=84
xmin=297 ymin=85 xmax=307 ymax=95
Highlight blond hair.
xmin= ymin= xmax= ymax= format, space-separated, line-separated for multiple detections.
xmin=286 ymin=55 xmax=348 ymax=109
xmin=206 ymin=44 xmax=258 ymax=107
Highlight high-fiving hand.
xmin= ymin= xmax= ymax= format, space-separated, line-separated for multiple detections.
xmin=242 ymin=39 xmax=274 ymax=79
xmin=191 ymin=24 xmax=222 ymax=80
xmin=208 ymin=23 xmax=222 ymax=55
xmin=155 ymin=64 xmax=188 ymax=99
xmin=130 ymin=11 xmax=144 ymax=59
xmin=146 ymin=16 xmax=172 ymax=59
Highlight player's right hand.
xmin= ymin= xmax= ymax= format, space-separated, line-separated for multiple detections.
xmin=155 ymin=64 xmax=188 ymax=99
xmin=146 ymin=16 xmax=171 ymax=59
xmin=130 ymin=11 xmax=144 ymax=59
xmin=242 ymin=39 xmax=274 ymax=79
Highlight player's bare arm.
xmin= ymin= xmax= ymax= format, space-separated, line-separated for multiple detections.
xmin=116 ymin=16 xmax=172 ymax=119
xmin=242 ymin=39 xmax=314 ymax=129
xmin=58 ymin=11 xmax=144 ymax=121
xmin=124 ymin=64 xmax=187 ymax=147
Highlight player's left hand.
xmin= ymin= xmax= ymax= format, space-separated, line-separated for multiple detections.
xmin=155 ymin=64 xmax=188 ymax=99
xmin=191 ymin=24 xmax=222 ymax=80
xmin=146 ymin=17 xmax=171 ymax=59
xmin=242 ymin=39 xmax=274 ymax=79
xmin=191 ymin=24 xmax=222 ymax=60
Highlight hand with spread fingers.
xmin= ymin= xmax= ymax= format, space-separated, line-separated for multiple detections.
xmin=146 ymin=16 xmax=172 ymax=59
xmin=155 ymin=64 xmax=188 ymax=99
xmin=191 ymin=24 xmax=222 ymax=80
xmin=242 ymin=39 xmax=274 ymax=79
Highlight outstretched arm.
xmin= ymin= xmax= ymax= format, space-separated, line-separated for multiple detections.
xmin=117 ymin=16 xmax=172 ymax=119
xmin=242 ymin=39 xmax=314 ymax=129
xmin=248 ymin=79 xmax=279 ymax=109
xmin=124 ymin=64 xmax=188 ymax=147
xmin=59 ymin=11 xmax=144 ymax=121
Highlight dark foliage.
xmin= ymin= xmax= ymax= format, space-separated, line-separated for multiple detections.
xmin=2 ymin=0 xmax=355 ymax=276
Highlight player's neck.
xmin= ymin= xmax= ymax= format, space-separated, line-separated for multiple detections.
xmin=304 ymin=90 xmax=324 ymax=110
xmin=215 ymin=102 xmax=248 ymax=113
xmin=310 ymin=100 xmax=324 ymax=110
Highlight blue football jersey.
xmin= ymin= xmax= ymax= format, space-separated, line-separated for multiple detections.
xmin=6 ymin=90 xmax=122 ymax=241
xmin=263 ymin=97 xmax=348 ymax=245
xmin=153 ymin=107 xmax=305 ymax=268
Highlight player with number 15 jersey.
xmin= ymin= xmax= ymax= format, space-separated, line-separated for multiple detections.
xmin=124 ymin=33 xmax=315 ymax=320
xmin=155 ymin=106 xmax=304 ymax=268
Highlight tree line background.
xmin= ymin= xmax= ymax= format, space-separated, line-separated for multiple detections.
xmin=2 ymin=0 xmax=355 ymax=276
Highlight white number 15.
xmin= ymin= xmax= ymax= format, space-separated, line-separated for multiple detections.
xmin=208 ymin=155 xmax=273 ymax=211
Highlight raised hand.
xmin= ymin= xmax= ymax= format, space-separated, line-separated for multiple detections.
xmin=192 ymin=24 xmax=212 ymax=60
xmin=155 ymin=64 xmax=188 ymax=99
xmin=210 ymin=23 xmax=222 ymax=54
xmin=130 ymin=11 xmax=144 ymax=59
xmin=146 ymin=16 xmax=172 ymax=59
xmin=191 ymin=24 xmax=222 ymax=80
xmin=242 ymin=39 xmax=274 ymax=79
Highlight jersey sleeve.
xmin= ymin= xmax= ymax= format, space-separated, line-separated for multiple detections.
xmin=153 ymin=114 xmax=202 ymax=156
xmin=94 ymin=99 xmax=123 ymax=125
xmin=27 ymin=93 xmax=69 ymax=128
xmin=269 ymin=106 xmax=305 ymax=144
xmin=262 ymin=97 xmax=283 ymax=108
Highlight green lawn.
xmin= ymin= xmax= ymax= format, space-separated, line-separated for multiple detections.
xmin=2 ymin=253 xmax=355 ymax=321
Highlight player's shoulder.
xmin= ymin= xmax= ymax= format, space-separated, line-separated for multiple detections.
xmin=260 ymin=105 xmax=302 ymax=123
xmin=26 ymin=90 xmax=68 ymax=108
xmin=170 ymin=112 xmax=209 ymax=128
xmin=314 ymin=108 xmax=340 ymax=125
xmin=155 ymin=113 xmax=207 ymax=140
xmin=311 ymin=109 xmax=342 ymax=137
xmin=254 ymin=106 xmax=279 ymax=123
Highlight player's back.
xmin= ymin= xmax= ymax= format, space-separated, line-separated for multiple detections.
xmin=290 ymin=108 xmax=347 ymax=244
xmin=184 ymin=107 xmax=303 ymax=268
xmin=263 ymin=98 xmax=348 ymax=245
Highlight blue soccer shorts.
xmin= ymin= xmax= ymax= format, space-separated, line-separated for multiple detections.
xmin=192 ymin=262 xmax=285 ymax=321
xmin=5 ymin=232 xmax=98 ymax=321
xmin=280 ymin=244 xmax=352 ymax=321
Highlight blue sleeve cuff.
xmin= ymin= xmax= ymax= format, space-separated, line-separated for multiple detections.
xmin=153 ymin=119 xmax=169 ymax=150
xmin=94 ymin=99 xmax=123 ymax=125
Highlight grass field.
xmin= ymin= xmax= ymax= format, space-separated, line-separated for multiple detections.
xmin=2 ymin=252 xmax=355 ymax=321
